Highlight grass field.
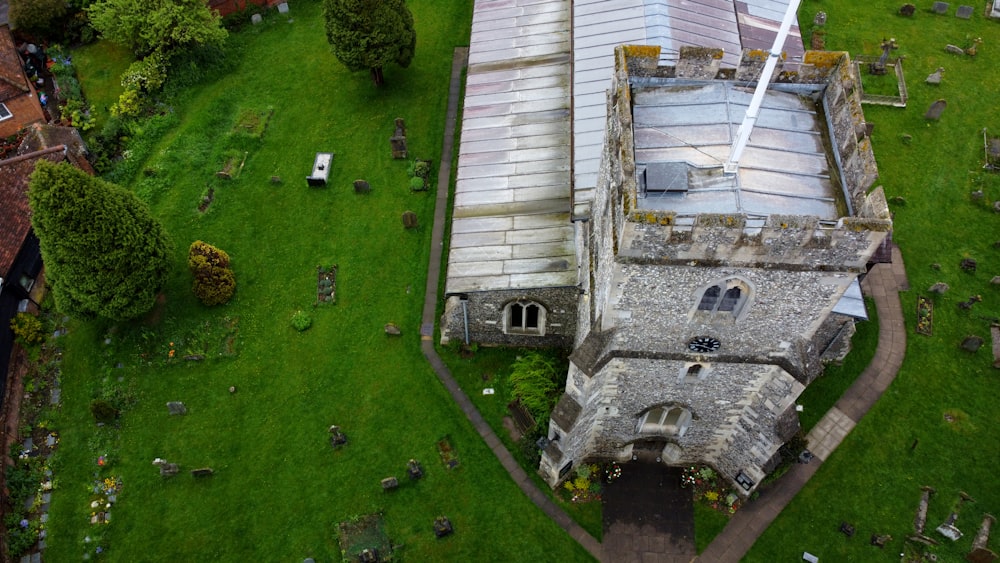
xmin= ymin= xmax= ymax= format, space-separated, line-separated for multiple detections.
xmin=745 ymin=1 xmax=1000 ymax=560
xmin=42 ymin=2 xmax=594 ymax=561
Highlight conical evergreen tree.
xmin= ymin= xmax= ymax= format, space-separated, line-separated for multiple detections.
xmin=28 ymin=160 xmax=172 ymax=320
xmin=323 ymin=0 xmax=416 ymax=86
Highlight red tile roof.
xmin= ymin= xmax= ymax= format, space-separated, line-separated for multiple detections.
xmin=0 ymin=146 xmax=67 ymax=277
xmin=0 ymin=25 xmax=29 ymax=103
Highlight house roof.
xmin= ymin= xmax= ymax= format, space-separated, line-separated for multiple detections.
xmin=0 ymin=24 xmax=29 ymax=102
xmin=0 ymin=145 xmax=67 ymax=277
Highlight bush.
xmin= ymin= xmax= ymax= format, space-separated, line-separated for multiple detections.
xmin=509 ymin=352 xmax=563 ymax=421
xmin=10 ymin=313 xmax=44 ymax=346
xmin=409 ymin=176 xmax=425 ymax=191
xmin=188 ymin=241 xmax=236 ymax=306
xmin=291 ymin=310 xmax=312 ymax=332
xmin=90 ymin=399 xmax=120 ymax=423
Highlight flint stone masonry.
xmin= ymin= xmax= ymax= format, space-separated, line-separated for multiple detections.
xmin=539 ymin=46 xmax=889 ymax=495
xmin=440 ymin=286 xmax=577 ymax=348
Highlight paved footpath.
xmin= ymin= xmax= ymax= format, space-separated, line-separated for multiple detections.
xmin=698 ymin=248 xmax=908 ymax=562
xmin=419 ymin=47 xmax=910 ymax=563
xmin=418 ymin=48 xmax=603 ymax=561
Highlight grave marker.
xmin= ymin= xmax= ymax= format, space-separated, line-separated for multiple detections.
xmin=166 ymin=401 xmax=187 ymax=415
xmin=434 ymin=516 xmax=454 ymax=538
xmin=926 ymin=67 xmax=944 ymax=85
xmin=900 ymin=3 xmax=916 ymax=15
xmin=925 ymin=99 xmax=947 ymax=120
xmin=353 ymin=179 xmax=371 ymax=194
xmin=932 ymin=1 xmax=950 ymax=13
xmin=956 ymin=5 xmax=973 ymax=18
xmin=390 ymin=118 xmax=407 ymax=159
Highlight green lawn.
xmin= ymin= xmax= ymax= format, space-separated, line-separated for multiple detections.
xmin=745 ymin=2 xmax=1000 ymax=561
xmin=43 ymin=2 xmax=594 ymax=561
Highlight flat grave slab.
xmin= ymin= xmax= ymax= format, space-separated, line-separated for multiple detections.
xmin=956 ymin=5 xmax=974 ymax=18
xmin=932 ymin=1 xmax=949 ymax=13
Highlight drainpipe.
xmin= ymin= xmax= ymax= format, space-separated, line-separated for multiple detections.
xmin=461 ymin=299 xmax=470 ymax=346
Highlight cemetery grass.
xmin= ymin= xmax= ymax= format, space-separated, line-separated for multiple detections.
xmin=45 ymin=2 xmax=594 ymax=562
xmin=746 ymin=2 xmax=1000 ymax=561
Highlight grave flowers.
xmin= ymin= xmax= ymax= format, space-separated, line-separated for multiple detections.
xmin=916 ymin=296 xmax=933 ymax=336
xmin=681 ymin=465 xmax=743 ymax=515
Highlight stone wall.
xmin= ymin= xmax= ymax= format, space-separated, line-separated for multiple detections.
xmin=440 ymin=286 xmax=578 ymax=348
xmin=542 ymin=356 xmax=804 ymax=492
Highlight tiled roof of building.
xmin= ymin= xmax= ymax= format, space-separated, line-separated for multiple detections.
xmin=0 ymin=24 xmax=28 ymax=102
xmin=0 ymin=145 xmax=67 ymax=276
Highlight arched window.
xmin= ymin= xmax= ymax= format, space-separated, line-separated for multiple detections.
xmin=638 ymin=406 xmax=692 ymax=437
xmin=694 ymin=279 xmax=752 ymax=319
xmin=504 ymin=300 xmax=546 ymax=336
xmin=684 ymin=364 xmax=703 ymax=383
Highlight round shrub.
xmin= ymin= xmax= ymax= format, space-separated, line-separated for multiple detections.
xmin=9 ymin=312 xmax=44 ymax=346
xmin=188 ymin=241 xmax=236 ymax=306
xmin=291 ymin=310 xmax=312 ymax=332
xmin=90 ymin=399 xmax=120 ymax=423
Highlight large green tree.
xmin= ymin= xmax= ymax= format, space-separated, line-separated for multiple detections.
xmin=88 ymin=0 xmax=227 ymax=58
xmin=323 ymin=0 xmax=416 ymax=86
xmin=28 ymin=160 xmax=172 ymax=321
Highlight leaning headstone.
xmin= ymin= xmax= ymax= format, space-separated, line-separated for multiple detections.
xmin=353 ymin=179 xmax=371 ymax=194
xmin=277 ymin=2 xmax=289 ymax=13
xmin=870 ymin=534 xmax=892 ymax=548
xmin=802 ymin=553 xmax=819 ymax=563
xmin=961 ymin=335 xmax=984 ymax=352
xmin=813 ymin=11 xmax=827 ymax=26
xmin=900 ymin=3 xmax=916 ymax=15
xmin=960 ymin=258 xmax=977 ymax=272
xmin=967 ymin=514 xmax=997 ymax=563
xmin=381 ymin=477 xmax=399 ymax=490
xmin=840 ymin=522 xmax=856 ymax=537
xmin=385 ymin=323 xmax=402 ymax=336
xmin=390 ymin=118 xmax=407 ymax=159
xmin=402 ymin=210 xmax=418 ymax=229
xmin=972 ymin=190 xmax=985 ymax=201
xmin=932 ymin=1 xmax=950 ymax=13
xmin=166 ymin=401 xmax=187 ymax=415
xmin=153 ymin=458 xmax=179 ymax=477
xmin=191 ymin=467 xmax=214 ymax=477
xmin=928 ymin=282 xmax=949 ymax=294
xmin=925 ymin=99 xmax=947 ymax=120
xmin=926 ymin=67 xmax=944 ymax=85
xmin=956 ymin=5 xmax=973 ymax=18
xmin=946 ymin=44 xmax=966 ymax=55
xmin=251 ymin=13 xmax=263 ymax=25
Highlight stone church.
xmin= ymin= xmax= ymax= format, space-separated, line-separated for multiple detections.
xmin=441 ymin=0 xmax=890 ymax=495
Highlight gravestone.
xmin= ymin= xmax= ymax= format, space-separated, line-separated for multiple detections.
xmin=329 ymin=425 xmax=347 ymax=447
xmin=803 ymin=553 xmax=819 ymax=563
xmin=929 ymin=282 xmax=949 ymax=294
xmin=900 ymin=3 xmax=916 ymax=15
xmin=932 ymin=1 xmax=949 ymax=13
xmin=925 ymin=99 xmax=947 ymax=120
xmin=153 ymin=458 xmax=179 ymax=477
xmin=915 ymin=486 xmax=936 ymax=534
xmin=960 ymin=258 xmax=977 ymax=272
xmin=390 ymin=118 xmax=407 ymax=159
xmin=992 ymin=324 xmax=1000 ymax=369
xmin=993 ymin=0 xmax=1000 ymax=19
xmin=191 ymin=468 xmax=214 ymax=477
xmin=384 ymin=323 xmax=401 ymax=336
xmin=407 ymin=459 xmax=424 ymax=480
xmin=381 ymin=477 xmax=399 ymax=490
xmin=402 ymin=210 xmax=418 ymax=229
xmin=972 ymin=190 xmax=985 ymax=201
xmin=870 ymin=534 xmax=892 ymax=547
xmin=166 ymin=401 xmax=187 ymax=415
xmin=956 ymin=5 xmax=973 ymax=18
xmin=353 ymin=179 xmax=371 ymax=194
xmin=926 ymin=67 xmax=944 ymax=85
xmin=434 ymin=517 xmax=454 ymax=538
xmin=946 ymin=44 xmax=966 ymax=55
xmin=278 ymin=2 xmax=289 ymax=13
xmin=961 ymin=335 xmax=984 ymax=352
xmin=840 ymin=522 xmax=856 ymax=537
xmin=967 ymin=514 xmax=997 ymax=563
xmin=813 ymin=11 xmax=827 ymax=26
xmin=251 ymin=13 xmax=263 ymax=25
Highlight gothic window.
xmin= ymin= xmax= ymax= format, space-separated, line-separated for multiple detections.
xmin=505 ymin=299 xmax=546 ymax=336
xmin=695 ymin=279 xmax=751 ymax=319
xmin=684 ymin=364 xmax=703 ymax=383
xmin=638 ymin=406 xmax=692 ymax=437
xmin=0 ymin=103 xmax=11 ymax=122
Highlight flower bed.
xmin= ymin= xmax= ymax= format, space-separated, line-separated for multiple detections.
xmin=681 ymin=465 xmax=742 ymax=515
xmin=916 ymin=296 xmax=933 ymax=336
xmin=561 ymin=462 xmax=622 ymax=503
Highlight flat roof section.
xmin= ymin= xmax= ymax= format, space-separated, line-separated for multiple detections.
xmin=447 ymin=0 xmax=576 ymax=294
xmin=632 ymin=80 xmax=839 ymax=220
xmin=572 ymin=0 xmax=804 ymax=217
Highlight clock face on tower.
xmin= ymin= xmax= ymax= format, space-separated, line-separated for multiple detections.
xmin=687 ymin=336 xmax=721 ymax=353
